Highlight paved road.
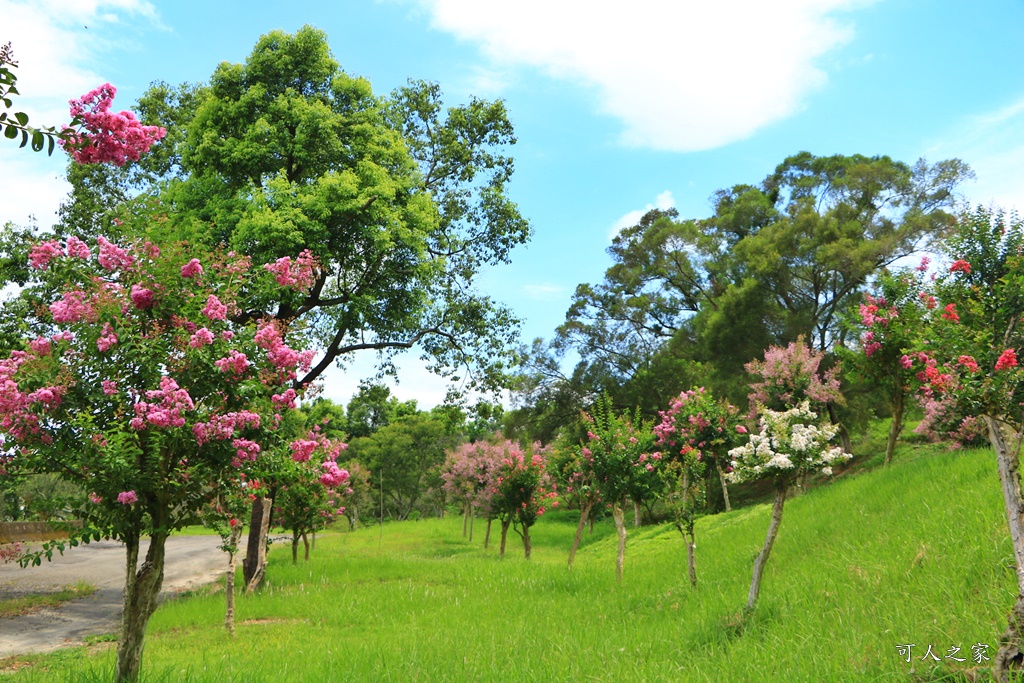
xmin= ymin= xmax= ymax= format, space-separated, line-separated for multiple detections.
xmin=0 ymin=535 xmax=226 ymax=657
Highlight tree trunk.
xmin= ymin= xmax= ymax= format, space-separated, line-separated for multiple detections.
xmin=462 ymin=503 xmax=470 ymax=538
xmin=245 ymin=496 xmax=272 ymax=594
xmin=291 ymin=531 xmax=299 ymax=565
xmin=612 ymin=502 xmax=626 ymax=584
xmin=827 ymin=402 xmax=853 ymax=456
xmin=224 ymin=525 xmax=241 ymax=637
xmin=499 ymin=518 xmax=510 ymax=558
xmin=242 ymin=497 xmax=266 ymax=586
xmin=633 ymin=498 xmax=642 ymax=527
xmin=484 ymin=518 xmax=492 ymax=549
xmin=468 ymin=506 xmax=475 ymax=543
xmin=302 ymin=532 xmax=310 ymax=561
xmin=885 ymin=389 xmax=905 ymax=465
xmin=116 ymin=529 xmax=168 ymax=683
xmin=745 ymin=481 xmax=788 ymax=614
xmin=715 ymin=460 xmax=732 ymax=512
xmin=522 ymin=524 xmax=532 ymax=560
xmin=686 ymin=528 xmax=698 ymax=588
xmin=568 ymin=499 xmax=594 ymax=569
xmin=984 ymin=416 xmax=1024 ymax=680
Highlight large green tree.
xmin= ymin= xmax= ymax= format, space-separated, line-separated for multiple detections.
xmin=551 ymin=153 xmax=971 ymax=408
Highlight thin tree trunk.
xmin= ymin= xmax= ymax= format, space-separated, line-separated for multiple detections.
xmin=302 ymin=532 xmax=310 ymax=561
xmin=715 ymin=460 xmax=732 ymax=512
xmin=827 ymin=402 xmax=853 ymax=456
xmin=745 ymin=482 xmax=788 ymax=614
xmin=612 ymin=502 xmax=626 ymax=584
xmin=499 ymin=518 xmax=510 ymax=558
xmin=523 ymin=524 xmax=531 ymax=559
xmin=224 ymin=525 xmax=241 ymax=636
xmin=245 ymin=497 xmax=272 ymax=594
xmin=686 ymin=528 xmax=697 ymax=588
xmin=116 ymin=529 xmax=168 ymax=683
xmin=568 ymin=499 xmax=594 ymax=569
xmin=468 ymin=506 xmax=475 ymax=543
xmin=984 ymin=416 xmax=1024 ymax=680
xmin=885 ymin=389 xmax=905 ymax=465
xmin=633 ymin=498 xmax=642 ymax=527
xmin=484 ymin=517 xmax=492 ymax=549
xmin=462 ymin=503 xmax=470 ymax=538
xmin=291 ymin=531 xmax=299 ymax=565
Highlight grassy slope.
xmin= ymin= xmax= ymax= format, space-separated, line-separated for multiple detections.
xmin=2 ymin=440 xmax=1016 ymax=682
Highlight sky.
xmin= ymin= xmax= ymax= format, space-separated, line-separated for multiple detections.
xmin=2 ymin=0 xmax=1023 ymax=410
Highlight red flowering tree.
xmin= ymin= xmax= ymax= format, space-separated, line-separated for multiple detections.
xmin=490 ymin=441 xmax=556 ymax=559
xmin=907 ymin=207 xmax=1024 ymax=679
xmin=844 ymin=265 xmax=930 ymax=463
xmin=0 ymin=237 xmax=315 ymax=682
xmin=577 ymin=396 xmax=659 ymax=583
xmin=654 ymin=387 xmax=746 ymax=586
xmin=441 ymin=440 xmax=504 ymax=543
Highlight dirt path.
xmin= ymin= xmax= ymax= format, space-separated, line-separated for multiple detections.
xmin=0 ymin=535 xmax=226 ymax=657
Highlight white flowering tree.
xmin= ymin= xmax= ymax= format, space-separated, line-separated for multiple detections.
xmin=728 ymin=401 xmax=850 ymax=613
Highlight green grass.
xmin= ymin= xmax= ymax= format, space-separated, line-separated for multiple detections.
xmin=0 ymin=581 xmax=96 ymax=619
xmin=2 ymin=440 xmax=1017 ymax=682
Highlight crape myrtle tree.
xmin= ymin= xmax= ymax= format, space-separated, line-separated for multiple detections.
xmin=47 ymin=26 xmax=531 ymax=582
xmin=905 ymin=207 xmax=1024 ymax=680
xmin=728 ymin=402 xmax=850 ymax=615
xmin=0 ymin=237 xmax=317 ymax=682
xmin=441 ymin=439 xmax=504 ymax=542
xmin=553 ymin=154 xmax=971 ymax=407
xmin=842 ymin=264 xmax=930 ymax=464
xmin=577 ymin=395 xmax=659 ymax=583
xmin=551 ymin=428 xmax=603 ymax=569
xmin=490 ymin=440 xmax=556 ymax=559
xmin=654 ymin=387 xmax=747 ymax=586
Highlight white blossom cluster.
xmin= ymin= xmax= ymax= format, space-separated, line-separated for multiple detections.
xmin=727 ymin=401 xmax=850 ymax=483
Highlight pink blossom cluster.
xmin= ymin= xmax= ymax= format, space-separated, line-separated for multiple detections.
xmin=101 ymin=380 xmax=118 ymax=395
xmin=192 ymin=411 xmax=261 ymax=445
xmin=996 ymin=349 xmax=1019 ymax=372
xmin=290 ymin=439 xmax=319 ymax=463
xmin=0 ymin=542 xmax=23 ymax=564
xmin=746 ymin=340 xmax=843 ymax=412
xmin=29 ymin=240 xmax=64 ymax=270
xmin=61 ymin=84 xmax=167 ymax=166
xmin=130 ymin=376 xmax=194 ymax=430
xmin=130 ymin=285 xmax=154 ymax=310
xmin=180 ymin=259 xmax=203 ymax=279
xmin=231 ymin=438 xmax=261 ymax=467
xmin=254 ymin=320 xmax=315 ymax=377
xmin=202 ymin=295 xmax=228 ymax=321
xmin=117 ymin=490 xmax=138 ymax=505
xmin=272 ymin=388 xmax=297 ymax=409
xmin=264 ymin=250 xmax=317 ymax=290
xmin=949 ymin=259 xmax=972 ymax=275
xmin=50 ymin=290 xmax=96 ymax=324
xmin=319 ymin=461 xmax=351 ymax=488
xmin=96 ymin=323 xmax=118 ymax=352
xmin=0 ymin=351 xmax=64 ymax=440
xmin=188 ymin=328 xmax=215 ymax=348
xmin=214 ymin=350 xmax=250 ymax=376
xmin=941 ymin=303 xmax=959 ymax=323
xmin=97 ymin=236 xmax=134 ymax=271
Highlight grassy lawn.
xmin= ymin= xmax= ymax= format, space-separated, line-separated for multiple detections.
xmin=0 ymin=439 xmax=1015 ymax=681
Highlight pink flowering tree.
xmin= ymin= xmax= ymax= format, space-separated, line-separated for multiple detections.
xmin=844 ymin=266 xmax=930 ymax=463
xmin=441 ymin=440 xmax=504 ymax=543
xmin=275 ymin=429 xmax=351 ymax=564
xmin=551 ymin=432 xmax=603 ymax=570
xmin=490 ymin=441 xmax=556 ymax=559
xmin=728 ymin=402 xmax=850 ymax=614
xmin=577 ymin=396 xmax=659 ymax=583
xmin=654 ymin=387 xmax=747 ymax=586
xmin=0 ymin=237 xmax=316 ymax=682
xmin=905 ymin=207 xmax=1024 ymax=678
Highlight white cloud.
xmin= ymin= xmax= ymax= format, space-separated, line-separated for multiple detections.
xmin=522 ymin=283 xmax=564 ymax=300
xmin=609 ymin=189 xmax=675 ymax=239
xmin=0 ymin=0 xmax=160 ymax=228
xmin=930 ymin=97 xmax=1024 ymax=213
xmin=412 ymin=0 xmax=872 ymax=151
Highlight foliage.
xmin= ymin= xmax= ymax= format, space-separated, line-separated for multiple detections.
xmin=0 ymin=44 xmax=74 ymax=155
xmin=440 ymin=440 xmax=505 ymax=519
xmin=579 ymin=396 xmax=660 ymax=507
xmin=489 ymin=440 xmax=556 ymax=556
xmin=745 ymin=337 xmax=843 ymax=414
xmin=728 ymin=402 xmax=851 ymax=483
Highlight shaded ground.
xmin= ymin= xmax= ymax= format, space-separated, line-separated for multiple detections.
xmin=0 ymin=535 xmax=225 ymax=657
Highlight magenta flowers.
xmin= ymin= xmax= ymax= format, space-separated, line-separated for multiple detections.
xmin=60 ymin=84 xmax=166 ymax=166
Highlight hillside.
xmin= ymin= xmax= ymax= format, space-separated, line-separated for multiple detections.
xmin=2 ymin=440 xmax=1014 ymax=682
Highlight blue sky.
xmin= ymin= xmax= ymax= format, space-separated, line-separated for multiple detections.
xmin=2 ymin=0 xmax=1023 ymax=409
